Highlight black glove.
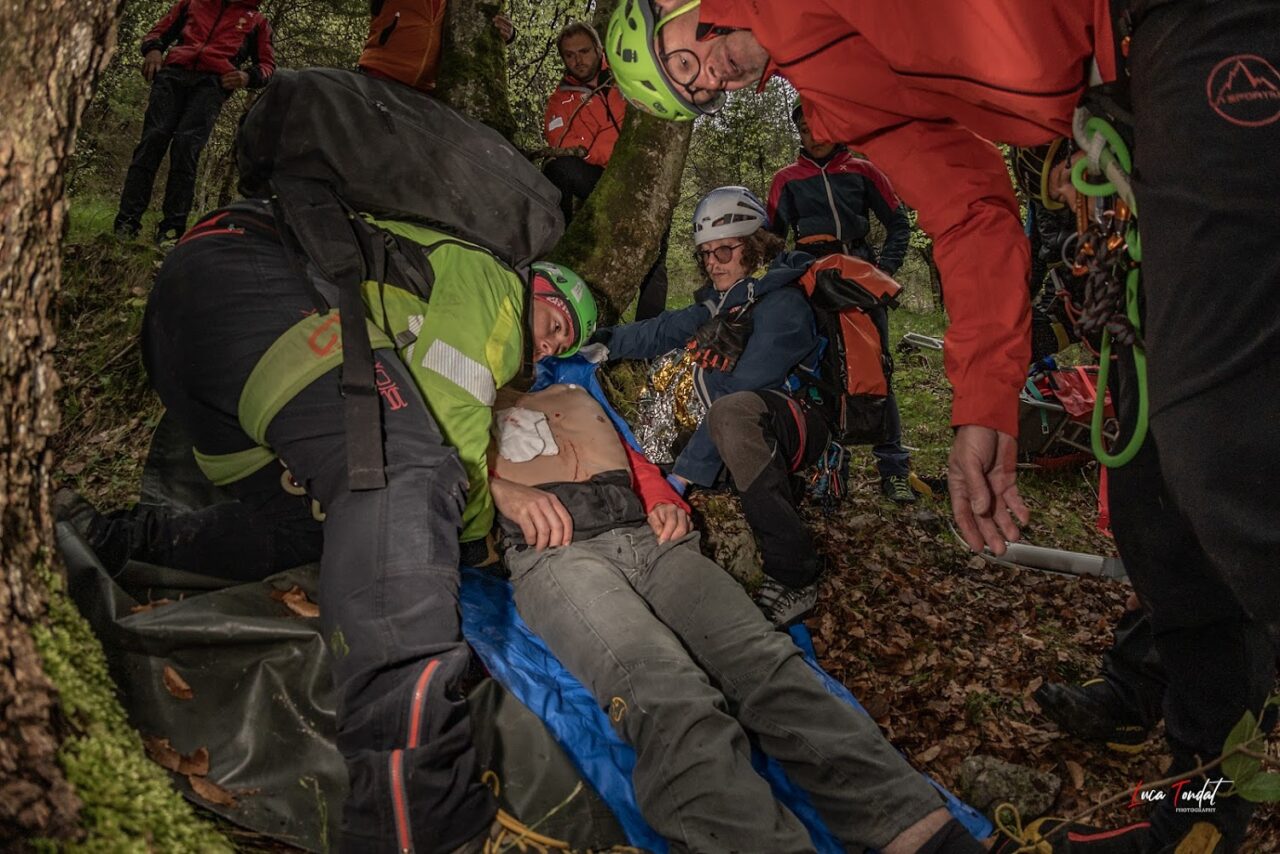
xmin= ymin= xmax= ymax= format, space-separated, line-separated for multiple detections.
xmin=686 ymin=302 xmax=754 ymax=372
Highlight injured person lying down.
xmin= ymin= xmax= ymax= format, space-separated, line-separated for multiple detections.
xmin=485 ymin=382 xmax=983 ymax=854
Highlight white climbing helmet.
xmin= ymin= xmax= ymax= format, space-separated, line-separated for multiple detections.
xmin=692 ymin=186 xmax=769 ymax=246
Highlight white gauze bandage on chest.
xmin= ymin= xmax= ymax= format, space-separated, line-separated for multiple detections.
xmin=493 ymin=407 xmax=560 ymax=463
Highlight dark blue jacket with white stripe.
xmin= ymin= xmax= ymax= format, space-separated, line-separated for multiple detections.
xmin=767 ymin=146 xmax=910 ymax=274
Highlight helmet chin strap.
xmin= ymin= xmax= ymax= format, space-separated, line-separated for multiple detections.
xmin=518 ymin=272 xmax=536 ymax=383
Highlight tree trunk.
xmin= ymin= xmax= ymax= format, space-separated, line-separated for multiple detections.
xmin=437 ymin=0 xmax=517 ymax=140
xmin=537 ymin=0 xmax=694 ymax=322
xmin=0 ymin=0 xmax=126 ymax=843
xmin=550 ymin=113 xmax=692 ymax=322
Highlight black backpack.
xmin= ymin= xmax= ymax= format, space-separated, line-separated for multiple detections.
xmin=235 ymin=68 xmax=564 ymax=489
xmin=237 ymin=67 xmax=563 ymax=269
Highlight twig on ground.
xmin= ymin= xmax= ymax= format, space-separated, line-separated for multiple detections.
xmin=66 ymin=338 xmax=139 ymax=394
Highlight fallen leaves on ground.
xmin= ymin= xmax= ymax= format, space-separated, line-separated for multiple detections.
xmin=143 ymin=737 xmax=210 ymax=776
xmin=739 ymin=462 xmax=1279 ymax=844
xmin=162 ymin=665 xmax=194 ymax=700
xmin=143 ymin=737 xmax=243 ymax=808
xmin=1065 ymin=759 xmax=1086 ymax=792
xmin=270 ymin=585 xmax=320 ymax=618
xmin=188 ymin=774 xmax=238 ymax=808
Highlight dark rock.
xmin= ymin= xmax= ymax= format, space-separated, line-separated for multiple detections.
xmin=955 ymin=754 xmax=1061 ymax=822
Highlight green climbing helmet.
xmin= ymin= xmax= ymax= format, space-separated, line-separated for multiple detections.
xmin=605 ymin=0 xmax=725 ymax=121
xmin=531 ymin=261 xmax=598 ymax=358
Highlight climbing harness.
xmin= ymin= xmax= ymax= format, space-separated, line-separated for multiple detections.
xmin=1065 ymin=108 xmax=1148 ymax=467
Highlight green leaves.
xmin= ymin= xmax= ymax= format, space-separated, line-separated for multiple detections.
xmin=1220 ymin=701 xmax=1280 ymax=803
xmin=1222 ymin=709 xmax=1260 ymax=788
xmin=1237 ymin=772 xmax=1280 ymax=803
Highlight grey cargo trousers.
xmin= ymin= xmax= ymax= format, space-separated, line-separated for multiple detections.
xmin=504 ymin=526 xmax=942 ymax=852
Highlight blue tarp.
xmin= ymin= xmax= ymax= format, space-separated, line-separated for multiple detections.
xmin=459 ymin=355 xmax=992 ymax=851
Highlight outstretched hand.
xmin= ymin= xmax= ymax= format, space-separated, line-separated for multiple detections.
xmin=647 ymin=503 xmax=691 ymax=544
xmin=948 ymin=425 xmax=1028 ymax=555
xmin=489 ymin=477 xmax=573 ymax=550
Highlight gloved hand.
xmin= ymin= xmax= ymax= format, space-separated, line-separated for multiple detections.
xmin=576 ymin=342 xmax=610 ymax=364
xmin=686 ymin=302 xmax=754 ymax=372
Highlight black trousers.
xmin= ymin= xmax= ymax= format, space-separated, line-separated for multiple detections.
xmin=142 ymin=224 xmax=494 ymax=852
xmin=1110 ymin=2 xmax=1280 ymax=841
xmin=115 ymin=68 xmax=228 ymax=238
xmin=91 ymin=459 xmax=324 ymax=582
xmin=1097 ymin=607 xmax=1167 ymax=730
xmin=1108 ymin=353 xmax=1275 ymax=846
xmin=542 ymin=155 xmax=670 ymax=320
xmin=707 ymin=390 xmax=830 ymax=588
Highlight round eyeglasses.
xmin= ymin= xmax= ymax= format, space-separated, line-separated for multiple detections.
xmin=694 ymin=243 xmax=743 ymax=264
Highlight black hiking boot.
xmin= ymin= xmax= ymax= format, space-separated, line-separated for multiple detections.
xmin=53 ymin=487 xmax=129 ymax=573
xmin=880 ymin=473 xmax=917 ymax=505
xmin=54 ymin=487 xmax=100 ymax=531
xmin=155 ymin=226 xmax=182 ymax=251
xmin=754 ymin=578 xmax=819 ymax=627
xmin=112 ymin=215 xmax=140 ymax=241
xmin=1034 ymin=679 xmax=1150 ymax=753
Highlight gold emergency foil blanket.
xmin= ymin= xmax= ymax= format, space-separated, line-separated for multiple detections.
xmin=634 ymin=349 xmax=706 ymax=464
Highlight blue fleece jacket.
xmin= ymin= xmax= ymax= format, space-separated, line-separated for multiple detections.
xmin=605 ymin=251 xmax=818 ymax=485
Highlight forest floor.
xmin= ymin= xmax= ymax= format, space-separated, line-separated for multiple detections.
xmin=44 ymin=197 xmax=1279 ymax=851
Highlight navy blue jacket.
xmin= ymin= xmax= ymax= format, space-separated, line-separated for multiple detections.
xmin=766 ymin=146 xmax=910 ymax=274
xmin=606 ymin=252 xmax=818 ymax=485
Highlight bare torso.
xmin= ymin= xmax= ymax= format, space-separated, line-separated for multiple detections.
xmin=490 ymin=384 xmax=628 ymax=487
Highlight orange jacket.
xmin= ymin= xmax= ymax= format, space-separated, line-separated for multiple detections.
xmin=698 ymin=0 xmax=1116 ymax=436
xmin=358 ymin=0 xmax=446 ymax=94
xmin=543 ymin=67 xmax=627 ymax=168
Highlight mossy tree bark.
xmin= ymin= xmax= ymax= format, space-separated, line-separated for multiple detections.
xmin=437 ymin=0 xmax=517 ymax=140
xmin=549 ymin=0 xmax=693 ymax=322
xmin=549 ymin=113 xmax=692 ymax=323
xmin=0 ymin=0 xmax=126 ymax=843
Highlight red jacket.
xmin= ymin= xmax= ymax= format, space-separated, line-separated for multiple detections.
xmin=143 ymin=0 xmax=275 ymax=88
xmin=543 ymin=67 xmax=627 ymax=168
xmin=623 ymin=441 xmax=690 ymax=516
xmin=699 ymin=0 xmax=1116 ymax=436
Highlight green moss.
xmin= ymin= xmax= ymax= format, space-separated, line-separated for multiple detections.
xmin=550 ymin=115 xmax=692 ymax=323
xmin=32 ymin=568 xmax=232 ymax=853
xmin=437 ymin=2 xmax=517 ymax=140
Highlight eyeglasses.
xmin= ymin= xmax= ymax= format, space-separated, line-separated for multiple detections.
xmin=662 ymin=48 xmax=701 ymax=88
xmin=694 ymin=243 xmax=743 ymax=264
xmin=655 ymin=15 xmax=724 ymax=114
